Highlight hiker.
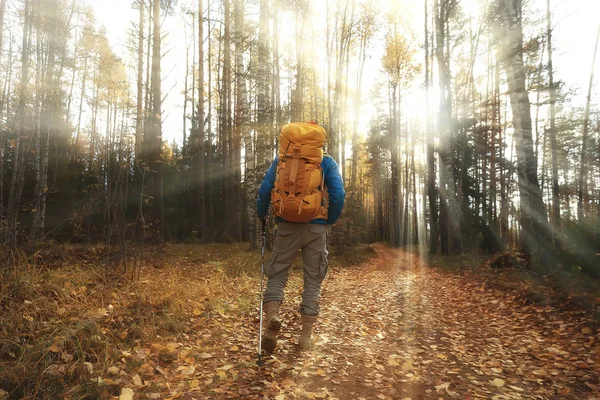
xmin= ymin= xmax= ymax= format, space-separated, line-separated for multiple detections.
xmin=256 ymin=122 xmax=345 ymax=352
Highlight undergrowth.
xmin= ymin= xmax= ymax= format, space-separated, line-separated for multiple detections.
xmin=0 ymin=243 xmax=258 ymax=398
xmin=0 ymin=242 xmax=377 ymax=399
xmin=423 ymin=246 xmax=600 ymax=320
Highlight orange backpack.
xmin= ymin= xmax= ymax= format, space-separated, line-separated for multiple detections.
xmin=271 ymin=122 xmax=329 ymax=223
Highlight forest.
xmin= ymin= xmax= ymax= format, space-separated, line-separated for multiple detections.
xmin=1 ymin=0 xmax=600 ymax=398
xmin=0 ymin=0 xmax=599 ymax=266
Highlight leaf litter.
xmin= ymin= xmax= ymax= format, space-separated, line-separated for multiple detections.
xmin=2 ymin=243 xmax=599 ymax=399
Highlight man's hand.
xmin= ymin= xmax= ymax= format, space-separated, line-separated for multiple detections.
xmin=258 ymin=215 xmax=267 ymax=227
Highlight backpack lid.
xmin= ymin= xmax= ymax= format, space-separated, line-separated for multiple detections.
xmin=279 ymin=122 xmax=327 ymax=162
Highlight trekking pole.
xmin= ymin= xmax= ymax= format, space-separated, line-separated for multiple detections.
xmin=257 ymin=218 xmax=267 ymax=366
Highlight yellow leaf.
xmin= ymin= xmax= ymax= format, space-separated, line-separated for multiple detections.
xmin=281 ymin=377 xmax=295 ymax=388
xmin=132 ymin=373 xmax=142 ymax=386
xmin=435 ymin=382 xmax=450 ymax=392
xmin=190 ymin=379 xmax=200 ymax=389
xmin=42 ymin=186 xmax=48 ymax=193
xmin=582 ymin=327 xmax=591 ymax=334
xmin=107 ymin=366 xmax=119 ymax=375
xmin=315 ymin=368 xmax=326 ymax=376
xmin=193 ymin=308 xmax=202 ymax=316
xmin=387 ymin=356 xmax=399 ymax=366
xmin=84 ymin=362 xmax=93 ymax=374
xmin=166 ymin=342 xmax=179 ymax=353
xmin=275 ymin=395 xmax=286 ymax=400
xmin=217 ymin=370 xmax=227 ymax=380
xmin=229 ymin=345 xmax=239 ymax=352
xmin=492 ymin=378 xmax=505 ymax=387
xmin=119 ymin=388 xmax=134 ymax=400
xmin=48 ymin=344 xmax=61 ymax=353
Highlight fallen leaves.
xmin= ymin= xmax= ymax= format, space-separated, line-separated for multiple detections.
xmin=491 ymin=378 xmax=505 ymax=387
xmin=132 ymin=374 xmax=143 ymax=387
xmin=119 ymin=388 xmax=134 ymax=400
xmin=281 ymin=377 xmax=295 ymax=388
xmin=4 ymin=243 xmax=600 ymax=399
xmin=387 ymin=355 xmax=400 ymax=366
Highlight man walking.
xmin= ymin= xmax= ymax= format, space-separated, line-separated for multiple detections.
xmin=257 ymin=122 xmax=345 ymax=352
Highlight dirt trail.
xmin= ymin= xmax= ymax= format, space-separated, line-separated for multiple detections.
xmin=243 ymin=244 xmax=599 ymax=400
xmin=140 ymin=244 xmax=599 ymax=399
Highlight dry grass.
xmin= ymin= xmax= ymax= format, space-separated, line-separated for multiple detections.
xmin=0 ymin=242 xmax=377 ymax=399
xmin=0 ymin=243 xmax=261 ymax=398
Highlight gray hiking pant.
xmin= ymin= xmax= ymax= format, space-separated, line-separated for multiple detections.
xmin=263 ymin=222 xmax=329 ymax=316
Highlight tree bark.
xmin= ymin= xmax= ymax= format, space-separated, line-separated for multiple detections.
xmin=390 ymin=83 xmax=400 ymax=246
xmin=150 ymin=0 xmax=163 ymax=241
xmin=425 ymin=0 xmax=438 ymax=253
xmin=256 ymin=0 xmax=271 ymax=192
xmin=546 ymin=0 xmax=560 ymax=234
xmin=578 ymin=23 xmax=600 ymax=221
xmin=206 ymin=2 xmax=214 ymax=232
xmin=434 ymin=0 xmax=462 ymax=254
xmin=497 ymin=0 xmax=550 ymax=259
xmin=6 ymin=0 xmax=32 ymax=246
xmin=136 ymin=0 xmax=144 ymax=158
xmin=235 ymin=0 xmax=253 ymax=246
xmin=197 ymin=0 xmax=206 ymax=234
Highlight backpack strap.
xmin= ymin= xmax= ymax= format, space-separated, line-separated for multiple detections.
xmin=288 ymin=144 xmax=302 ymax=199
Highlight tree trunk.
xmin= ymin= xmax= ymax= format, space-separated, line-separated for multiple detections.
xmin=221 ymin=0 xmax=236 ymax=240
xmin=390 ymin=83 xmax=401 ymax=246
xmin=291 ymin=1 xmax=306 ymax=122
xmin=183 ymin=28 xmax=189 ymax=151
xmin=74 ymin=51 xmax=88 ymax=149
xmin=411 ymin=138 xmax=419 ymax=245
xmin=256 ymin=0 xmax=271 ymax=195
xmin=229 ymin=0 xmax=242 ymax=241
xmin=150 ymin=0 xmax=163 ymax=241
xmin=6 ymin=0 xmax=31 ymax=246
xmin=144 ymin=0 xmax=152 ymax=154
xmin=578 ymin=23 xmax=600 ymax=221
xmin=206 ymin=2 xmax=214 ymax=232
xmin=434 ymin=0 xmax=462 ymax=254
xmin=197 ymin=0 xmax=206 ymax=234
xmin=497 ymin=0 xmax=550 ymax=259
xmin=235 ymin=0 xmax=254 ymax=247
xmin=425 ymin=0 xmax=438 ymax=253
xmin=136 ymin=0 xmax=144 ymax=158
xmin=546 ymin=0 xmax=560 ymax=235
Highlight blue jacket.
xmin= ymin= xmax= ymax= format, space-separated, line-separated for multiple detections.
xmin=257 ymin=154 xmax=345 ymax=225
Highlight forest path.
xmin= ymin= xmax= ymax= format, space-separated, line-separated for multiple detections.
xmin=147 ymin=244 xmax=599 ymax=400
xmin=240 ymin=243 xmax=599 ymax=400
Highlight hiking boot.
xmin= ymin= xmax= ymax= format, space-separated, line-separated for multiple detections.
xmin=298 ymin=314 xmax=318 ymax=350
xmin=261 ymin=301 xmax=281 ymax=353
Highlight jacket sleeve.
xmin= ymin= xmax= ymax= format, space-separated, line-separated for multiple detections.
xmin=256 ymin=157 xmax=278 ymax=219
xmin=323 ymin=156 xmax=345 ymax=224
